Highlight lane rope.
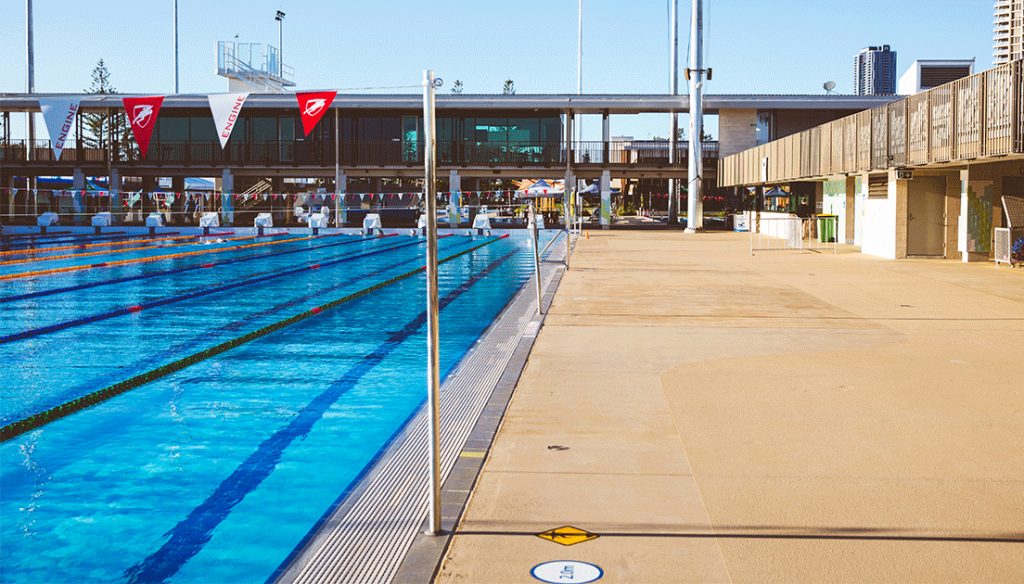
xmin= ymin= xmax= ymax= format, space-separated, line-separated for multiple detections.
xmin=0 ymin=235 xmax=507 ymax=442
xmin=0 ymin=234 xmax=374 ymax=304
xmin=0 ymin=233 xmax=210 ymax=258
xmin=0 ymin=237 xmax=419 ymax=344
xmin=0 ymin=232 xmax=342 ymax=282
xmin=0 ymin=232 xmax=289 ymax=267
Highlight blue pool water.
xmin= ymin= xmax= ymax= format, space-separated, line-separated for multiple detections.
xmin=0 ymin=231 xmax=547 ymax=582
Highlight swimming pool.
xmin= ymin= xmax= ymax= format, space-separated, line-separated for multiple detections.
xmin=0 ymin=230 xmax=548 ymax=582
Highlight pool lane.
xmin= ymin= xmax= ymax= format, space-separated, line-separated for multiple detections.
xmin=0 ymin=235 xmax=535 ymax=583
xmin=0 ymin=234 xmax=370 ymax=303
xmin=0 ymin=233 xmax=201 ymax=257
xmin=0 ymin=232 xmax=266 ymax=264
xmin=0 ymin=236 xmax=481 ymax=427
xmin=0 ymin=236 xmax=411 ymax=339
xmin=0 ymin=233 xmax=316 ymax=281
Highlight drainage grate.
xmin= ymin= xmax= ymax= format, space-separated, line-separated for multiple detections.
xmin=276 ymin=243 xmax=567 ymax=584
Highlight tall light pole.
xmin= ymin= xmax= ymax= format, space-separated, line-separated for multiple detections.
xmin=173 ymin=0 xmax=179 ymax=93
xmin=275 ymin=10 xmax=285 ymax=77
xmin=685 ymin=0 xmax=705 ymax=232
xmin=577 ymin=0 xmax=583 ymax=96
xmin=26 ymin=0 xmax=35 ymax=187
xmin=667 ymin=0 xmax=678 ymax=224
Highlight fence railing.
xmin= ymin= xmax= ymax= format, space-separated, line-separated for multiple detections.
xmin=1 ymin=139 xmax=720 ymax=168
xmin=719 ymin=60 xmax=1024 ymax=186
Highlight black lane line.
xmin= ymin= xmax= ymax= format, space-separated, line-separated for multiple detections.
xmin=0 ymin=239 xmax=421 ymax=344
xmin=123 ymin=247 xmax=518 ymax=583
xmin=0 ymin=236 xmax=506 ymax=442
xmin=19 ymin=236 xmax=477 ymax=423
xmin=0 ymin=235 xmax=375 ymax=304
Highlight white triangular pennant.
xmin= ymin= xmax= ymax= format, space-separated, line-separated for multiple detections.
xmin=208 ymin=92 xmax=249 ymax=149
xmin=39 ymin=97 xmax=81 ymax=161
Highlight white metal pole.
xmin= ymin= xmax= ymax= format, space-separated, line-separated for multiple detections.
xmin=334 ymin=108 xmax=341 ymax=227
xmin=173 ymin=0 xmax=179 ymax=93
xmin=530 ymin=202 xmax=544 ymax=315
xmin=422 ymin=69 xmax=443 ymax=537
xmin=667 ymin=0 xmax=678 ymax=225
xmin=26 ymin=0 xmax=35 ymax=171
xmin=685 ymin=0 xmax=705 ymax=232
xmin=577 ymin=0 xmax=583 ymax=96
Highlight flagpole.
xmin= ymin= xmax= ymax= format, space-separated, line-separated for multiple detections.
xmin=173 ymin=0 xmax=179 ymax=93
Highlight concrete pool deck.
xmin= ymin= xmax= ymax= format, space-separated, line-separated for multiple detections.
xmin=434 ymin=230 xmax=1024 ymax=583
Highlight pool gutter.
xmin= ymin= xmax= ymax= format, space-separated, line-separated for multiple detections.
xmin=274 ymin=237 xmax=567 ymax=584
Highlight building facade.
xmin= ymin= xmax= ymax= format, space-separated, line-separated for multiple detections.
xmin=897 ymin=59 xmax=975 ymax=95
xmin=994 ymin=0 xmax=1024 ymax=64
xmin=854 ymin=45 xmax=897 ymax=96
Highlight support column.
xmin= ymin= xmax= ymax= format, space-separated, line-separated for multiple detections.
xmin=72 ymin=168 xmax=86 ymax=224
xmin=221 ymin=168 xmax=234 ymax=226
xmin=109 ymin=168 xmax=121 ymax=222
xmin=893 ymin=170 xmax=909 ymax=260
xmin=171 ymin=176 xmax=185 ymax=225
xmin=336 ymin=170 xmax=347 ymax=226
xmin=448 ymin=169 xmax=460 ymax=229
xmin=944 ymin=173 xmax=960 ymax=258
xmin=600 ymin=169 xmax=611 ymax=229
xmin=601 ymin=111 xmax=610 ymax=165
xmin=844 ymin=176 xmax=857 ymax=245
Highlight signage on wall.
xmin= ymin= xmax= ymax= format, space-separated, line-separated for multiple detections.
xmin=896 ymin=169 xmax=914 ymax=180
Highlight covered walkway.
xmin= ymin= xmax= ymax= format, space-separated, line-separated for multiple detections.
xmin=435 ymin=231 xmax=1023 ymax=583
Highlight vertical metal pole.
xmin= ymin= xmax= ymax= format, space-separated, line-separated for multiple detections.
xmin=529 ymin=202 xmax=544 ymax=315
xmin=26 ymin=0 xmax=35 ymax=183
xmin=279 ymin=19 xmax=284 ymax=77
xmin=563 ymin=112 xmax=572 ymax=269
xmin=334 ymin=108 xmax=341 ymax=227
xmin=685 ymin=0 xmax=705 ymax=232
xmin=667 ymin=0 xmax=678 ymax=225
xmin=422 ymin=69 xmax=443 ymax=537
xmin=173 ymin=0 xmax=180 ymax=93
xmin=577 ymin=0 xmax=583 ymax=96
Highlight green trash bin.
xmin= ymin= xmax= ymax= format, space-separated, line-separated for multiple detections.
xmin=816 ymin=214 xmax=837 ymax=243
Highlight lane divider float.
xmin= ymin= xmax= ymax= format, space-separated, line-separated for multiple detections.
xmin=0 ymin=235 xmax=506 ymax=441
xmin=1 ymin=236 xmax=415 ymax=344
xmin=0 ymin=232 xmax=341 ymax=282
xmin=0 ymin=233 xmax=372 ymax=304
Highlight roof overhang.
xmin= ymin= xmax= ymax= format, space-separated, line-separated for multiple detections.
xmin=0 ymin=93 xmax=900 ymax=115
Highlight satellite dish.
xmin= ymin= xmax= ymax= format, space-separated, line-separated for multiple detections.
xmin=823 ymin=81 xmax=836 ymax=94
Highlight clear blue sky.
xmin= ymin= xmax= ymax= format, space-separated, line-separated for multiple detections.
xmin=1 ymin=0 xmax=994 ymax=140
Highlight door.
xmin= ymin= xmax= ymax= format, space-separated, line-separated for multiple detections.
xmin=907 ymin=177 xmax=946 ymax=256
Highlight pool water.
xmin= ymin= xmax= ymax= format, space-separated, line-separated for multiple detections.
xmin=0 ymin=231 xmax=547 ymax=583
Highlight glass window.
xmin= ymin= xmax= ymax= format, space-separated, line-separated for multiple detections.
xmin=190 ymin=115 xmax=217 ymax=142
xmin=156 ymin=116 xmax=189 ymax=142
xmin=252 ymin=116 xmax=277 ymax=143
xmin=402 ymin=116 xmax=418 ymax=162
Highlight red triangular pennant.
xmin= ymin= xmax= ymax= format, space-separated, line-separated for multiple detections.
xmin=123 ymin=96 xmax=165 ymax=159
xmin=295 ymin=91 xmax=337 ymax=136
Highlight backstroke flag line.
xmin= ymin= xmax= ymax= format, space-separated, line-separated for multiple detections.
xmin=123 ymin=96 xmax=165 ymax=159
xmin=38 ymin=97 xmax=81 ymax=161
xmin=208 ymin=93 xmax=249 ymax=149
xmin=296 ymin=91 xmax=337 ymax=136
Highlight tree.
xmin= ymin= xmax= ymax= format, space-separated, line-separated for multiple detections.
xmin=451 ymin=80 xmax=464 ymax=94
xmin=82 ymin=60 xmax=131 ymax=152
xmin=502 ymin=79 xmax=515 ymax=95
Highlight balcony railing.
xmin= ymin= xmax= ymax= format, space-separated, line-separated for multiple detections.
xmin=718 ymin=60 xmax=1024 ymax=187
xmin=2 ymin=139 xmax=720 ymax=168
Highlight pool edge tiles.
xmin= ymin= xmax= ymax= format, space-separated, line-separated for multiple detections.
xmin=0 ymin=229 xmax=557 ymax=577
xmin=276 ymin=233 xmax=567 ymax=584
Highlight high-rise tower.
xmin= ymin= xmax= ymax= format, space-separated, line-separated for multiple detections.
xmin=854 ymin=45 xmax=897 ymax=96
xmin=994 ymin=0 xmax=1024 ymax=64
